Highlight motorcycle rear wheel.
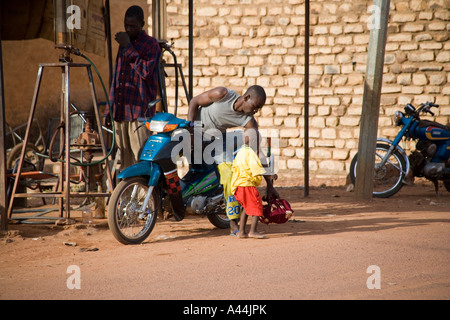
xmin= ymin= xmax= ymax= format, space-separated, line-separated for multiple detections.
xmin=207 ymin=211 xmax=230 ymax=229
xmin=205 ymin=190 xmax=230 ymax=229
xmin=350 ymin=143 xmax=407 ymax=198
xmin=108 ymin=176 xmax=159 ymax=244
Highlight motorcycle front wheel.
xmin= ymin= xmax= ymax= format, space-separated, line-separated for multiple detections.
xmin=350 ymin=143 xmax=407 ymax=198
xmin=444 ymin=180 xmax=450 ymax=193
xmin=108 ymin=176 xmax=159 ymax=244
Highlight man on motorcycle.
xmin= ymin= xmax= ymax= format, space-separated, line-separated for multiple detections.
xmin=187 ymin=86 xmax=279 ymax=234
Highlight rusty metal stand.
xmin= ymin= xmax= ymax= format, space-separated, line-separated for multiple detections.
xmin=158 ymin=41 xmax=190 ymax=116
xmin=7 ymin=62 xmax=113 ymax=221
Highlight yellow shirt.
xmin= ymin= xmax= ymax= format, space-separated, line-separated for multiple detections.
xmin=231 ymin=146 xmax=266 ymax=195
xmin=218 ymin=162 xmax=242 ymax=220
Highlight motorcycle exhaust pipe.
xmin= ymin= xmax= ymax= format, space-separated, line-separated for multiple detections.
xmin=204 ymin=194 xmax=225 ymax=214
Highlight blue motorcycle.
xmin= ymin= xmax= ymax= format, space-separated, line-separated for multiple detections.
xmin=350 ymin=102 xmax=450 ymax=198
xmin=107 ymin=111 xmax=229 ymax=244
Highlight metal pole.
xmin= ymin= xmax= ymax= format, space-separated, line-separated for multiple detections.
xmin=7 ymin=65 xmax=45 ymax=219
xmin=64 ymin=64 xmax=71 ymax=218
xmin=304 ymin=0 xmax=310 ymax=197
xmin=355 ymin=0 xmax=390 ymax=200
xmin=188 ymin=0 xmax=193 ymax=100
xmin=86 ymin=65 xmax=114 ymax=191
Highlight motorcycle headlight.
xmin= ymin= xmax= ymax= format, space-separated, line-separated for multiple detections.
xmin=146 ymin=120 xmax=168 ymax=132
xmin=146 ymin=120 xmax=177 ymax=132
xmin=393 ymin=111 xmax=404 ymax=126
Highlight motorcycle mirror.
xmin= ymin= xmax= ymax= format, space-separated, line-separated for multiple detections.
xmin=134 ymin=123 xmax=145 ymax=133
xmin=404 ymin=104 xmax=415 ymax=115
xmin=148 ymin=98 xmax=162 ymax=109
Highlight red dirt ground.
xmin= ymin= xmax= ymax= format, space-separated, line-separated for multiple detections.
xmin=1 ymin=176 xmax=449 ymax=300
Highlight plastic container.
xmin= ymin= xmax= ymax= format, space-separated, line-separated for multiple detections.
xmin=82 ymin=206 xmax=93 ymax=224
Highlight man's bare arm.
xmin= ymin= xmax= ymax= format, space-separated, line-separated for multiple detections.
xmin=187 ymin=87 xmax=228 ymax=122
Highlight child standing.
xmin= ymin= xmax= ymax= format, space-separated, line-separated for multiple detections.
xmin=231 ymin=145 xmax=267 ymax=239
xmin=218 ymin=161 xmax=242 ymax=236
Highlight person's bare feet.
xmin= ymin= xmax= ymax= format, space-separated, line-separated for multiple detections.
xmin=248 ymin=232 xmax=267 ymax=239
xmin=229 ymin=219 xmax=239 ymax=236
xmin=237 ymin=232 xmax=266 ymax=239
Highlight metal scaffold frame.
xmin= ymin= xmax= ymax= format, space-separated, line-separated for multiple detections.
xmin=6 ymin=61 xmax=114 ymax=222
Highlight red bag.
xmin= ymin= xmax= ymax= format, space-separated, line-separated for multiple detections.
xmin=259 ymin=198 xmax=294 ymax=225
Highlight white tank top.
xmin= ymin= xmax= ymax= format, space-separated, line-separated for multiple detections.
xmin=195 ymin=89 xmax=253 ymax=133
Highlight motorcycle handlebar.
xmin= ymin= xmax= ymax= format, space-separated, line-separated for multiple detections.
xmin=417 ymin=102 xmax=439 ymax=117
xmin=424 ymin=102 xmax=439 ymax=108
xmin=137 ymin=117 xmax=150 ymax=123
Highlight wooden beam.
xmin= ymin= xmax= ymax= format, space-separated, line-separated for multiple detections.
xmin=105 ymin=0 xmax=113 ymax=88
xmin=0 ymin=28 xmax=7 ymax=230
xmin=355 ymin=0 xmax=391 ymax=200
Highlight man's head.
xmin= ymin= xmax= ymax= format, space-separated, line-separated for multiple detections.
xmin=124 ymin=6 xmax=145 ymax=41
xmin=241 ymin=85 xmax=266 ymax=116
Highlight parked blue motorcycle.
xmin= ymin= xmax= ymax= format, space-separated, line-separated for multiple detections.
xmin=350 ymin=102 xmax=450 ymax=198
xmin=108 ymin=111 xmax=229 ymax=244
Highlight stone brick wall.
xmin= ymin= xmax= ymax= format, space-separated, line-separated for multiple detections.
xmin=150 ymin=0 xmax=449 ymax=181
